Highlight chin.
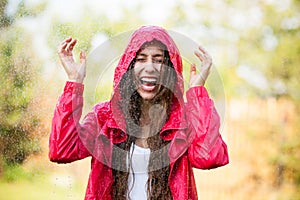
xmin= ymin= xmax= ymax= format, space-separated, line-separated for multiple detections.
xmin=142 ymin=96 xmax=155 ymax=101
xmin=139 ymin=93 xmax=156 ymax=100
xmin=137 ymin=89 xmax=157 ymax=101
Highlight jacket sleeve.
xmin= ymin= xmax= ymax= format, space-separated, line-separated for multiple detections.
xmin=186 ymin=86 xmax=229 ymax=169
xmin=49 ymin=81 xmax=97 ymax=163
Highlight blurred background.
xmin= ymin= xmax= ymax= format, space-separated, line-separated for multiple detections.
xmin=0 ymin=0 xmax=299 ymax=199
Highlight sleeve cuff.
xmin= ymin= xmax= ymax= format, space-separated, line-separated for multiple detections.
xmin=186 ymin=86 xmax=209 ymax=98
xmin=64 ymin=81 xmax=84 ymax=95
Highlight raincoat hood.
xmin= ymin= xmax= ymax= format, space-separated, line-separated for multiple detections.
xmin=109 ymin=26 xmax=186 ymax=136
xmin=112 ymin=25 xmax=184 ymax=99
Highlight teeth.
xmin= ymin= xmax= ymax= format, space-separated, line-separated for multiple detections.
xmin=140 ymin=77 xmax=157 ymax=84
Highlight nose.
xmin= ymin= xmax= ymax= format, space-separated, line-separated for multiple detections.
xmin=144 ymin=60 xmax=156 ymax=73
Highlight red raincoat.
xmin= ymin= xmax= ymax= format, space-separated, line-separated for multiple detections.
xmin=49 ymin=26 xmax=229 ymax=200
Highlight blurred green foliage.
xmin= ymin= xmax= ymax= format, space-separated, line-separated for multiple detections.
xmin=0 ymin=0 xmax=299 ymax=199
xmin=0 ymin=0 xmax=42 ymax=174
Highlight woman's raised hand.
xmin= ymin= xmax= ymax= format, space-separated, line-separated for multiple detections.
xmin=58 ymin=37 xmax=86 ymax=83
xmin=189 ymin=46 xmax=212 ymax=87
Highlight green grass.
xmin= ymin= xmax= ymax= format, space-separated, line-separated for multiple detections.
xmin=0 ymin=173 xmax=85 ymax=200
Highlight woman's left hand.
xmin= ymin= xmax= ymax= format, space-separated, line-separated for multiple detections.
xmin=189 ymin=46 xmax=212 ymax=87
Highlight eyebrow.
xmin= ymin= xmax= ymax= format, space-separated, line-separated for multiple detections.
xmin=137 ymin=53 xmax=163 ymax=57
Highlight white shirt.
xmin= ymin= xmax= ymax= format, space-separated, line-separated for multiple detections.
xmin=127 ymin=144 xmax=151 ymax=200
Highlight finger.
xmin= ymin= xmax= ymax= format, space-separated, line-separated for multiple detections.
xmin=60 ymin=36 xmax=72 ymax=45
xmin=58 ymin=42 xmax=68 ymax=53
xmin=190 ymin=63 xmax=196 ymax=75
xmin=80 ymin=50 xmax=86 ymax=64
xmin=198 ymin=46 xmax=212 ymax=60
xmin=58 ymin=37 xmax=72 ymax=53
xmin=66 ymin=38 xmax=77 ymax=52
xmin=198 ymin=46 xmax=207 ymax=54
xmin=194 ymin=50 xmax=203 ymax=61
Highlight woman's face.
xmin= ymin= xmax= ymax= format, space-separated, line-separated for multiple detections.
xmin=134 ymin=42 xmax=165 ymax=100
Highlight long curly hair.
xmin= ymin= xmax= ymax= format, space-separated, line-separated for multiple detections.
xmin=112 ymin=40 xmax=177 ymax=200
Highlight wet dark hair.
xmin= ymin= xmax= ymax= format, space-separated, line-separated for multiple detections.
xmin=112 ymin=40 xmax=177 ymax=199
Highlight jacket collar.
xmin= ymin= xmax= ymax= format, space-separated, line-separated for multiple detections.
xmin=106 ymin=97 xmax=187 ymax=144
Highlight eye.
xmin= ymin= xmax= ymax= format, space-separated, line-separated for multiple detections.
xmin=136 ymin=57 xmax=146 ymax=62
xmin=153 ymin=59 xmax=163 ymax=64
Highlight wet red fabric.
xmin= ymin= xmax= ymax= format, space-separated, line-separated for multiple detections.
xmin=49 ymin=26 xmax=229 ymax=200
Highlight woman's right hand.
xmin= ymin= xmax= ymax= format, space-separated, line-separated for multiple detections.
xmin=58 ymin=37 xmax=86 ymax=83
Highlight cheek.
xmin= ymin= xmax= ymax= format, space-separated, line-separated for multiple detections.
xmin=155 ymin=64 xmax=162 ymax=72
xmin=133 ymin=65 xmax=141 ymax=83
xmin=133 ymin=63 xmax=142 ymax=76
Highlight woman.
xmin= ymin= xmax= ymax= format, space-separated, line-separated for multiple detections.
xmin=49 ymin=25 xmax=229 ymax=200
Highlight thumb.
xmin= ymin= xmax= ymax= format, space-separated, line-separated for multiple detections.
xmin=80 ymin=50 xmax=86 ymax=65
xmin=190 ymin=63 xmax=196 ymax=77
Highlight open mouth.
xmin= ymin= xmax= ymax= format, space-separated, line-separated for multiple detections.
xmin=139 ymin=77 xmax=158 ymax=91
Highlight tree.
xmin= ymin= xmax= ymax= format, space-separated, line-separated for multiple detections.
xmin=0 ymin=0 xmax=42 ymax=176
